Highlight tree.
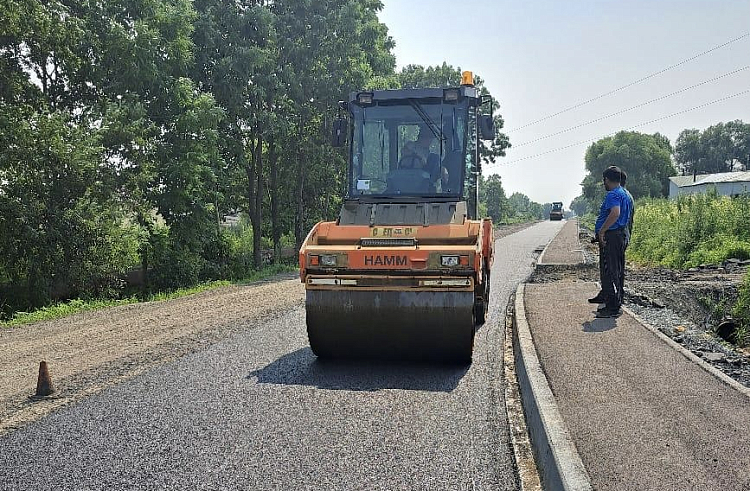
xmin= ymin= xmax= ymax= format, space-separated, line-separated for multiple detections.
xmin=505 ymin=192 xmax=544 ymax=220
xmin=0 ymin=108 xmax=138 ymax=305
xmin=570 ymin=195 xmax=589 ymax=217
xmin=675 ymin=121 xmax=750 ymax=174
xmin=0 ymin=0 xmax=411 ymax=315
xmin=674 ymin=129 xmax=702 ymax=174
xmin=481 ymin=174 xmax=508 ymax=223
xmin=0 ymin=0 xmax=200 ymax=301
xmin=507 ymin=192 xmax=530 ymax=216
xmin=528 ymin=201 xmax=545 ymax=220
xmin=271 ymin=0 xmax=396 ymax=251
xmin=581 ymin=131 xmax=676 ymax=208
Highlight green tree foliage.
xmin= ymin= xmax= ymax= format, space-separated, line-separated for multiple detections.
xmin=1 ymin=0 xmax=518 ymax=319
xmin=506 ymin=192 xmax=545 ymax=221
xmin=508 ymin=192 xmax=530 ymax=215
xmin=674 ymin=120 xmax=750 ymax=174
xmin=581 ymin=131 xmax=676 ymax=209
xmin=152 ymin=79 xmax=226 ymax=286
xmin=569 ymin=195 xmax=589 ymax=217
xmin=0 ymin=109 xmax=140 ymax=307
xmin=0 ymin=0 xmax=399 ymax=318
xmin=479 ymin=174 xmax=508 ymax=223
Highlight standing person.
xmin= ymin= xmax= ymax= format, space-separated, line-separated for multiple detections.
xmin=592 ymin=166 xmax=632 ymax=318
xmin=589 ymin=167 xmax=635 ymax=307
xmin=619 ymin=170 xmax=635 ymax=307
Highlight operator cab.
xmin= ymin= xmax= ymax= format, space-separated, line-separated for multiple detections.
xmin=333 ymin=80 xmax=494 ymax=219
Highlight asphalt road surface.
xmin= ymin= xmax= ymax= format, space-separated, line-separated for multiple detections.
xmin=0 ymin=221 xmax=564 ymax=491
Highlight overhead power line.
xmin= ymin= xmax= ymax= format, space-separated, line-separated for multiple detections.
xmin=507 ymin=32 xmax=750 ymax=133
xmin=513 ymin=65 xmax=750 ymax=148
xmin=489 ymin=88 xmax=750 ymax=168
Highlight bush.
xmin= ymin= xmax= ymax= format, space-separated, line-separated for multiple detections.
xmin=628 ymin=192 xmax=750 ymax=268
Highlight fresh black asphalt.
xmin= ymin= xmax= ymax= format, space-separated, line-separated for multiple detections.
xmin=0 ymin=221 xmax=563 ymax=490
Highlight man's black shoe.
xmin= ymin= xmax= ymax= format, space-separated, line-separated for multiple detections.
xmin=595 ymin=308 xmax=622 ymax=318
xmin=588 ymin=293 xmax=606 ymax=304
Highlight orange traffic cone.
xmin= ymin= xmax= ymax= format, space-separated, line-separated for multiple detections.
xmin=35 ymin=361 xmax=55 ymax=397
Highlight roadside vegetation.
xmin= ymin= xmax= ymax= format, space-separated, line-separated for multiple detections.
xmin=1 ymin=263 xmax=295 ymax=328
xmin=479 ymin=175 xmax=550 ymax=224
xmin=628 ymin=193 xmax=750 ymax=268
xmin=1 ymin=1 xmax=515 ymax=323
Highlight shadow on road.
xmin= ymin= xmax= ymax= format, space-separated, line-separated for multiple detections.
xmin=247 ymin=347 xmax=469 ymax=392
xmin=582 ymin=318 xmax=618 ymax=333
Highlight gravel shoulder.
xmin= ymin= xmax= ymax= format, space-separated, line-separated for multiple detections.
xmin=0 ymin=273 xmax=304 ymax=434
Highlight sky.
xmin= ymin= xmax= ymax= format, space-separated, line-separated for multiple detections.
xmin=379 ymin=0 xmax=750 ymax=207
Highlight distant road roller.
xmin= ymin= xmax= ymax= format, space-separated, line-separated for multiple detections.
xmin=550 ymin=201 xmax=564 ymax=220
xmin=299 ymin=72 xmax=496 ymax=363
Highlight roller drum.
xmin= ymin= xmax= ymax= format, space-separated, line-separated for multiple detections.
xmin=306 ymin=290 xmax=475 ymax=363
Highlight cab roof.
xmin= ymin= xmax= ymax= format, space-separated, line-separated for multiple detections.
xmin=349 ymin=86 xmax=479 ymax=104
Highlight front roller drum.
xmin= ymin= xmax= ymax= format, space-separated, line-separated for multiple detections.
xmin=306 ymin=290 xmax=476 ymax=363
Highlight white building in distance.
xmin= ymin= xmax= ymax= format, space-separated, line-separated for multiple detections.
xmin=669 ymin=171 xmax=750 ymax=199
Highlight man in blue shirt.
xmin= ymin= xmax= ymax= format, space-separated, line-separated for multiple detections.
xmin=592 ymin=166 xmax=633 ymax=318
xmin=590 ymin=168 xmax=635 ymax=307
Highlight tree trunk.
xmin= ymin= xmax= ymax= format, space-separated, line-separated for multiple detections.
xmin=245 ymin=134 xmax=256 ymax=271
xmin=252 ymin=134 xmax=264 ymax=269
xmin=269 ymin=137 xmax=281 ymax=263
xmin=294 ymin=120 xmax=306 ymax=253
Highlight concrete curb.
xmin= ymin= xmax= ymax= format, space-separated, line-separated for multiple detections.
xmin=513 ymin=284 xmax=593 ymax=491
xmin=623 ymin=305 xmax=750 ymax=401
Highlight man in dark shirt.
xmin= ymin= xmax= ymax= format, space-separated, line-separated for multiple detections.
xmin=591 ymin=166 xmax=633 ymax=318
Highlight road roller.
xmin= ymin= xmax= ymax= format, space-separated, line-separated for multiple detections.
xmin=299 ymin=72 xmax=496 ymax=363
xmin=550 ymin=202 xmax=564 ymax=220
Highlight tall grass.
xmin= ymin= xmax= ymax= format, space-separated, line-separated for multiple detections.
xmin=628 ymin=192 xmax=750 ymax=268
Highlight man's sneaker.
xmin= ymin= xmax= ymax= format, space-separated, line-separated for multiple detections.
xmin=588 ymin=293 xmax=606 ymax=304
xmin=595 ymin=308 xmax=622 ymax=318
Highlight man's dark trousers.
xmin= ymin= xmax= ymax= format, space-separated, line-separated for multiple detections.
xmin=601 ymin=228 xmax=626 ymax=310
